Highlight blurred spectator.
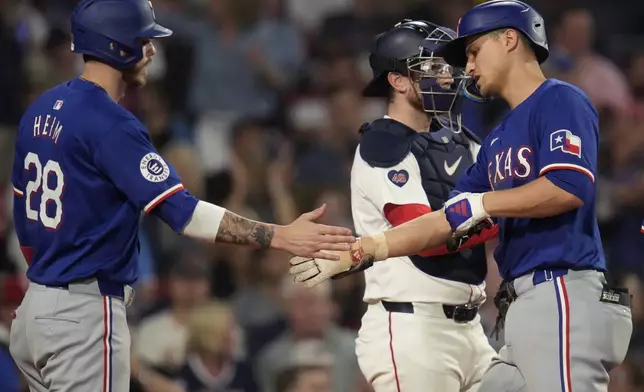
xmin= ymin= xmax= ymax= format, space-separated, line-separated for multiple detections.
xmin=0 ymin=1 xmax=28 ymax=128
xmin=627 ymin=50 xmax=644 ymax=115
xmin=176 ymin=301 xmax=256 ymax=391
xmin=158 ymin=0 xmax=306 ymax=120
xmin=600 ymin=111 xmax=644 ymax=281
xmin=256 ymin=280 xmax=360 ymax=392
xmin=133 ymin=251 xmax=212 ymax=373
xmin=544 ymin=6 xmax=633 ymax=116
xmin=276 ymin=365 xmax=333 ymax=392
xmin=232 ymin=250 xmax=289 ymax=330
xmin=133 ymin=301 xmax=256 ymax=392
xmin=30 ymin=27 xmax=80 ymax=93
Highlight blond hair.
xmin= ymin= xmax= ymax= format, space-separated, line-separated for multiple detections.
xmin=186 ymin=301 xmax=233 ymax=355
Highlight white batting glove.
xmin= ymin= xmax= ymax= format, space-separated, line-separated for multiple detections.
xmin=443 ymin=192 xmax=491 ymax=236
xmin=289 ymin=254 xmax=353 ymax=287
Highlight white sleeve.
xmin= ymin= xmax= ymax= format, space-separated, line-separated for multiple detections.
xmin=354 ymin=149 xmax=430 ymax=213
xmin=181 ymin=201 xmax=226 ymax=241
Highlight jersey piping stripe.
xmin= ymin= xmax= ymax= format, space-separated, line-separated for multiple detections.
xmin=102 ymin=297 xmax=113 ymax=392
xmin=387 ymin=312 xmax=402 ymax=392
xmin=143 ymin=183 xmax=184 ymax=214
xmin=539 ymin=163 xmax=595 ymax=183
xmin=554 ymin=276 xmax=572 ymax=392
xmin=12 ymin=186 xmax=24 ymax=198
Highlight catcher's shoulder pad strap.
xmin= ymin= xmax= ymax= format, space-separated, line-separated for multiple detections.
xmin=461 ymin=124 xmax=481 ymax=145
xmin=358 ymin=119 xmax=416 ymax=168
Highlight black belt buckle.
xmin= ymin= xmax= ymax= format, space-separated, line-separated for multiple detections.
xmin=444 ymin=303 xmax=478 ymax=323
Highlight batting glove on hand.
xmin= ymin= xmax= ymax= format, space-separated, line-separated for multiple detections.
xmin=289 ymin=247 xmax=372 ymax=288
xmin=445 ymin=218 xmax=494 ymax=252
xmin=443 ymin=192 xmax=490 ymax=236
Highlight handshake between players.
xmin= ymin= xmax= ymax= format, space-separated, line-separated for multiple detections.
xmin=289 ymin=193 xmax=484 ymax=286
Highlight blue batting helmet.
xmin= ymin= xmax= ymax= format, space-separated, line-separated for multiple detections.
xmin=71 ymin=0 xmax=172 ymax=70
xmin=436 ymin=0 xmax=549 ymax=68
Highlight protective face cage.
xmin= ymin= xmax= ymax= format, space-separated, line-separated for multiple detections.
xmin=406 ymin=26 xmax=470 ymax=130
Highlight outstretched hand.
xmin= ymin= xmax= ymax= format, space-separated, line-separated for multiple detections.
xmin=275 ymin=204 xmax=356 ymax=260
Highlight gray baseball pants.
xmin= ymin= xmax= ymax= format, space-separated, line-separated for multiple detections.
xmin=9 ymin=280 xmax=134 ymax=392
xmin=478 ymin=269 xmax=632 ymax=392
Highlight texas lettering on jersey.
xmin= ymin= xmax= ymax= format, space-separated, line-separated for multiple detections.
xmin=486 ymin=145 xmax=534 ymax=189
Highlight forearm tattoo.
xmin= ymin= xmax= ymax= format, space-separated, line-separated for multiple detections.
xmin=216 ymin=211 xmax=275 ymax=249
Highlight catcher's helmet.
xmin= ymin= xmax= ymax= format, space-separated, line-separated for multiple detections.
xmin=363 ymin=19 xmax=468 ymax=120
xmin=436 ymin=0 xmax=549 ymax=68
xmin=71 ymin=0 xmax=172 ymax=70
xmin=362 ymin=19 xmax=436 ymax=98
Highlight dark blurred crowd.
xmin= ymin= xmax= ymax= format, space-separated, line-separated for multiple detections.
xmin=0 ymin=0 xmax=643 ymax=391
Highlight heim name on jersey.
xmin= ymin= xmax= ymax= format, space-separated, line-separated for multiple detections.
xmin=32 ymin=111 xmax=65 ymax=144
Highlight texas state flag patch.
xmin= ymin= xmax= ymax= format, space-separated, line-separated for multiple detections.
xmin=388 ymin=169 xmax=408 ymax=187
xmin=550 ymin=129 xmax=581 ymax=158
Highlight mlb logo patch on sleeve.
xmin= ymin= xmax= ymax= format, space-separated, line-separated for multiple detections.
xmin=388 ymin=169 xmax=408 ymax=187
xmin=53 ymin=100 xmax=64 ymax=110
xmin=550 ymin=129 xmax=581 ymax=158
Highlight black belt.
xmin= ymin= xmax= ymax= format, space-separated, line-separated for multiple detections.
xmin=381 ymin=300 xmax=478 ymax=323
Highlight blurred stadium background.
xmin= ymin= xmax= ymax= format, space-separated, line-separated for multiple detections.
xmin=0 ymin=0 xmax=643 ymax=391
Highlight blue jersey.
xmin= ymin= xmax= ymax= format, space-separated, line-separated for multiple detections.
xmin=11 ymin=78 xmax=198 ymax=286
xmin=455 ymin=79 xmax=605 ymax=280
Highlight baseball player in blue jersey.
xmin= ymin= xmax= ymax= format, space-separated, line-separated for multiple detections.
xmin=290 ymin=1 xmax=633 ymax=391
xmin=8 ymin=1 xmax=354 ymax=391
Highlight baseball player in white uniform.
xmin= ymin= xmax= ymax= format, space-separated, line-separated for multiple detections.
xmin=295 ymin=20 xmax=499 ymax=391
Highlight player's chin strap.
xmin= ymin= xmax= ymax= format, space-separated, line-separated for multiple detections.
xmin=434 ymin=112 xmax=463 ymax=135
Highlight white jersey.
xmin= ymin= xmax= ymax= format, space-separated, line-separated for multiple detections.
xmin=350 ymin=139 xmax=487 ymax=305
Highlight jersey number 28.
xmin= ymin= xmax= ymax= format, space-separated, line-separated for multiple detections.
xmin=24 ymin=152 xmax=64 ymax=230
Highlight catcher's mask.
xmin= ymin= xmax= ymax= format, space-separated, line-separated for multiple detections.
xmin=406 ymin=26 xmax=473 ymax=124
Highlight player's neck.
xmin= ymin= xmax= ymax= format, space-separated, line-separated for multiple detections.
xmin=387 ymin=100 xmax=430 ymax=133
xmin=80 ymin=62 xmax=126 ymax=102
xmin=499 ymin=62 xmax=547 ymax=109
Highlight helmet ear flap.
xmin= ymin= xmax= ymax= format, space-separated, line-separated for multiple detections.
xmin=72 ymin=25 xmax=142 ymax=70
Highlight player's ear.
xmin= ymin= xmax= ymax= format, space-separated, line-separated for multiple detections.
xmin=505 ymin=29 xmax=520 ymax=53
xmin=387 ymin=72 xmax=408 ymax=95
